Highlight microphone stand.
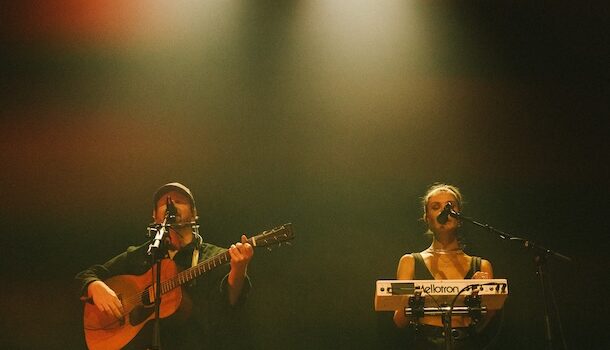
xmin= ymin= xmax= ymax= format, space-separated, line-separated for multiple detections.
xmin=146 ymin=198 xmax=176 ymax=350
xmin=442 ymin=308 xmax=453 ymax=350
xmin=448 ymin=210 xmax=572 ymax=350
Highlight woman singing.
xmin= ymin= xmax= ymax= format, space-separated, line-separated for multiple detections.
xmin=393 ymin=183 xmax=497 ymax=349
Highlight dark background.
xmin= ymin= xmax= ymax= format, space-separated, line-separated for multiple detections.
xmin=1 ymin=1 xmax=608 ymax=349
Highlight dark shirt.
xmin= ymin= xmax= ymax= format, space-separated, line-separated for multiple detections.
xmin=75 ymin=240 xmax=251 ymax=349
xmin=412 ymin=253 xmax=482 ymax=280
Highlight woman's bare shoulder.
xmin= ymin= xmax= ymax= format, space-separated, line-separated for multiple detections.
xmin=398 ymin=253 xmax=418 ymax=264
xmin=397 ymin=254 xmax=416 ymax=279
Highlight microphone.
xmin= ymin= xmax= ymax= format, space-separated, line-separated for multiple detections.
xmin=436 ymin=202 xmax=454 ymax=224
xmin=166 ymin=195 xmax=177 ymax=223
xmin=147 ymin=196 xmax=178 ymax=255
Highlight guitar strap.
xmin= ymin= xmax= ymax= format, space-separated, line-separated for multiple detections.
xmin=186 ymin=230 xmax=204 ymax=287
xmin=191 ymin=231 xmax=203 ymax=268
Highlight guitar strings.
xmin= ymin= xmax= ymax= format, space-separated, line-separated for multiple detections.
xmin=110 ymin=253 xmax=231 ymax=319
xmin=91 ymin=228 xmax=289 ymax=327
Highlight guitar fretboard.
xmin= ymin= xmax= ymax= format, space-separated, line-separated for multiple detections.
xmin=161 ymin=250 xmax=232 ymax=294
xmin=154 ymin=223 xmax=293 ymax=295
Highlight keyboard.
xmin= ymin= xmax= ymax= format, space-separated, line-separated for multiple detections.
xmin=374 ymin=279 xmax=508 ymax=311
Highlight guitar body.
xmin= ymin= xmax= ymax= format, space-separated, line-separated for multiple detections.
xmin=83 ymin=259 xmax=183 ymax=350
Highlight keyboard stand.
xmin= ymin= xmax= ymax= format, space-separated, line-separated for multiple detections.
xmin=404 ymin=291 xmax=485 ymax=350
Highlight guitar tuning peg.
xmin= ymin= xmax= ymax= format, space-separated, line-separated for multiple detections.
xmin=285 ymin=241 xmax=292 ymax=246
xmin=266 ymin=246 xmax=273 ymax=252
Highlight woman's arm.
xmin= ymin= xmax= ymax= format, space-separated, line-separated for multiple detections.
xmin=393 ymin=254 xmax=415 ymax=328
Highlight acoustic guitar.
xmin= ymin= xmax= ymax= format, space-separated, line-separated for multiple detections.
xmin=83 ymin=223 xmax=294 ymax=350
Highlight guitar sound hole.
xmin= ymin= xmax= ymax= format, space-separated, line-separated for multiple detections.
xmin=142 ymin=286 xmax=154 ymax=306
xmin=129 ymin=305 xmax=154 ymax=326
xmin=130 ymin=286 xmax=156 ymax=326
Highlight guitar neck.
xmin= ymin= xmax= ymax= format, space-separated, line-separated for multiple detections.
xmin=159 ymin=223 xmax=293 ymax=295
xmin=161 ymin=249 xmax=232 ymax=294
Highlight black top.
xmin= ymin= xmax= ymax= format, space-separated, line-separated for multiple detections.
xmin=412 ymin=253 xmax=481 ymax=280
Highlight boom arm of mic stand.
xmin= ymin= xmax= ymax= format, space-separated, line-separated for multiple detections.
xmin=450 ymin=211 xmax=572 ymax=263
xmin=451 ymin=210 xmax=571 ymax=349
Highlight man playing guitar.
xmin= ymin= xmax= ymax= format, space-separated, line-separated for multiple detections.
xmin=76 ymin=182 xmax=254 ymax=349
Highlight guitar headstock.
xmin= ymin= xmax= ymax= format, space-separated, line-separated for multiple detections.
xmin=249 ymin=223 xmax=295 ymax=248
